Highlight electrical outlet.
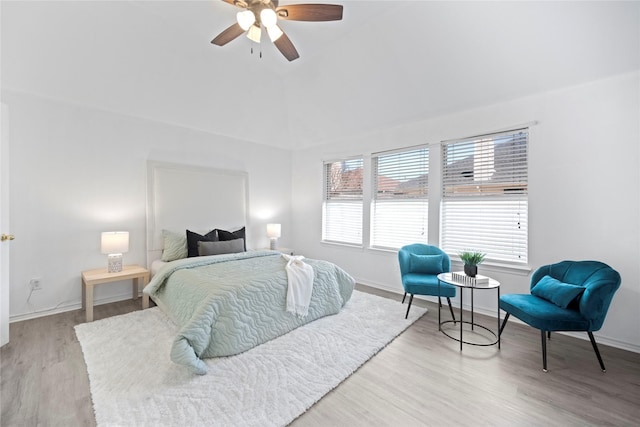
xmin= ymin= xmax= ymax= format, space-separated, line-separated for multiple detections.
xmin=30 ymin=277 xmax=42 ymax=291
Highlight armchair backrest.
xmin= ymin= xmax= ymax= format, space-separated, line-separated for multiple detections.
xmin=398 ymin=244 xmax=450 ymax=277
xmin=531 ymin=260 xmax=621 ymax=331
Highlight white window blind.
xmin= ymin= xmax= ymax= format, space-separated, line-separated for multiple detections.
xmin=371 ymin=146 xmax=429 ymax=249
xmin=323 ymin=158 xmax=363 ymax=245
xmin=441 ymin=129 xmax=528 ymax=263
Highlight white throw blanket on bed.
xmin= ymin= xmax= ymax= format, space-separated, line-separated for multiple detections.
xmin=283 ymin=254 xmax=315 ymax=317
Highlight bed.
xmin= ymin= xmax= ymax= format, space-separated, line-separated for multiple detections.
xmin=143 ymin=162 xmax=355 ymax=374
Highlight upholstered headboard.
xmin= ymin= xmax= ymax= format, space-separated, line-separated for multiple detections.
xmin=146 ymin=161 xmax=249 ymax=268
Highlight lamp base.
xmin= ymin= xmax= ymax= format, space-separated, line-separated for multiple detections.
xmin=107 ymin=254 xmax=123 ymax=273
xmin=269 ymin=238 xmax=278 ymax=251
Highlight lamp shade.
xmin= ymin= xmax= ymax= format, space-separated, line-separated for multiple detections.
xmin=101 ymin=231 xmax=129 ymax=254
xmin=236 ymin=10 xmax=256 ymax=31
xmin=267 ymin=24 xmax=283 ymax=42
xmin=266 ymin=223 xmax=281 ymax=239
xmin=246 ymin=24 xmax=262 ymax=43
xmin=260 ymin=8 xmax=278 ymax=28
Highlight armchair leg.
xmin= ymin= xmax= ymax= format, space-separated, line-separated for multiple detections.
xmin=499 ymin=312 xmax=511 ymax=337
xmin=446 ymin=297 xmax=456 ymax=324
xmin=541 ymin=330 xmax=548 ymax=372
xmin=548 ymin=331 xmax=551 ymax=340
xmin=405 ymin=294 xmax=414 ymax=319
xmin=588 ymin=331 xmax=607 ymax=372
xmin=402 ymin=292 xmax=407 ymax=304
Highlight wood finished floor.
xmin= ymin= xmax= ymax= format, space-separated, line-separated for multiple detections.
xmin=1 ymin=286 xmax=639 ymax=426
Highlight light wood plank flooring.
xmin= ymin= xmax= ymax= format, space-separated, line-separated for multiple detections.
xmin=1 ymin=285 xmax=639 ymax=426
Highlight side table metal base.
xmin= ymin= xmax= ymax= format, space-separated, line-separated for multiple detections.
xmin=440 ymin=320 xmax=498 ymax=346
xmin=437 ymin=272 xmax=501 ymax=351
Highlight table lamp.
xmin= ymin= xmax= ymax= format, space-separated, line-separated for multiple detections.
xmin=101 ymin=231 xmax=129 ymax=273
xmin=266 ymin=223 xmax=281 ymax=250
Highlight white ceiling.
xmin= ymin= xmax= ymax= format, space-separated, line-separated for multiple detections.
xmin=2 ymin=1 xmax=639 ymax=149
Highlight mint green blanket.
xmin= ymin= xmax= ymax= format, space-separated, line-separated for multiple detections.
xmin=144 ymin=251 xmax=355 ymax=374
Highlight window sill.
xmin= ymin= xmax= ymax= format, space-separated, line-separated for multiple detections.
xmin=370 ymin=245 xmax=531 ymax=275
xmin=367 ymin=246 xmax=399 ymax=255
xmin=451 ymin=260 xmax=532 ymax=276
xmin=320 ymin=241 xmax=364 ymax=250
xmin=320 ymin=242 xmax=532 ymax=275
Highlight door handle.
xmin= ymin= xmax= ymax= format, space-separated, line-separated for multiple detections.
xmin=1 ymin=234 xmax=15 ymax=241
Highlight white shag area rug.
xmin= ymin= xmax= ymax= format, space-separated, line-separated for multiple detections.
xmin=75 ymin=290 xmax=426 ymax=427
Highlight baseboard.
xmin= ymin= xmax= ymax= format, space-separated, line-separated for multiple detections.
xmin=9 ymin=292 xmax=143 ymax=323
xmin=560 ymin=331 xmax=640 ymax=354
xmin=11 ymin=280 xmax=640 ymax=355
xmin=356 ymin=278 xmax=640 ymax=354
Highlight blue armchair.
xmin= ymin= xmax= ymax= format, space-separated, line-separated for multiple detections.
xmin=499 ymin=260 xmax=621 ymax=372
xmin=398 ymin=244 xmax=456 ymax=320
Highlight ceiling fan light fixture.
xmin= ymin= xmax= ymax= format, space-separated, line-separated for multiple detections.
xmin=260 ymin=8 xmax=278 ymax=28
xmin=267 ymin=24 xmax=283 ymax=42
xmin=246 ymin=24 xmax=262 ymax=43
xmin=212 ymin=1 xmax=344 ymax=61
xmin=236 ymin=10 xmax=256 ymax=31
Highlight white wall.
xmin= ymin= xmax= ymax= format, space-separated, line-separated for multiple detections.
xmin=4 ymin=90 xmax=292 ymax=321
xmin=291 ymin=72 xmax=640 ymax=352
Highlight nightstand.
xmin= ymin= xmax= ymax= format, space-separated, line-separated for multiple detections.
xmin=81 ymin=265 xmax=150 ymax=322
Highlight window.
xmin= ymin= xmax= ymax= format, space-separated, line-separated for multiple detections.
xmin=323 ymin=158 xmax=364 ymax=245
xmin=441 ymin=129 xmax=528 ymax=263
xmin=371 ymin=146 xmax=429 ymax=249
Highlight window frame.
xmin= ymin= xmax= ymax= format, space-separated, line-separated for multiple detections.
xmin=440 ymin=128 xmax=529 ymax=265
xmin=319 ymin=126 xmax=531 ymax=273
xmin=370 ymin=145 xmax=430 ymax=250
xmin=322 ymin=157 xmax=365 ymax=246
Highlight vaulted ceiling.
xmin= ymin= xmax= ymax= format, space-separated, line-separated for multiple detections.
xmin=2 ymin=1 xmax=639 ymax=149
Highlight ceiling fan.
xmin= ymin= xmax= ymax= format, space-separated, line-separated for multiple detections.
xmin=211 ymin=0 xmax=343 ymax=61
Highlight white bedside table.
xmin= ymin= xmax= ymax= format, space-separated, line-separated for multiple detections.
xmin=81 ymin=265 xmax=149 ymax=322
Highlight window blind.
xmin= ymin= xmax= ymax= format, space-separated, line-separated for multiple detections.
xmin=323 ymin=158 xmax=364 ymax=245
xmin=371 ymin=146 xmax=429 ymax=249
xmin=441 ymin=129 xmax=528 ymax=263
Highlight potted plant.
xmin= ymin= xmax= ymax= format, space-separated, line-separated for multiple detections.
xmin=458 ymin=251 xmax=486 ymax=277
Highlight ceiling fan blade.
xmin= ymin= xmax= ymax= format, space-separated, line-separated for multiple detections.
xmin=211 ymin=23 xmax=245 ymax=46
xmin=220 ymin=0 xmax=277 ymax=9
xmin=274 ymin=31 xmax=300 ymax=61
xmin=276 ymin=4 xmax=343 ymax=21
xmin=221 ymin=0 xmax=248 ymax=8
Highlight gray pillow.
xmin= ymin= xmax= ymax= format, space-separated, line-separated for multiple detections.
xmin=197 ymin=238 xmax=245 ymax=256
xmin=161 ymin=230 xmax=188 ymax=261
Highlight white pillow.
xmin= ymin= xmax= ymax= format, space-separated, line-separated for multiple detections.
xmin=161 ymin=230 xmax=188 ymax=261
